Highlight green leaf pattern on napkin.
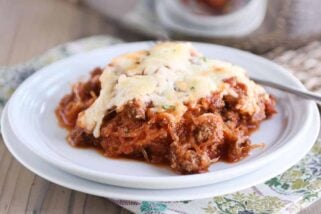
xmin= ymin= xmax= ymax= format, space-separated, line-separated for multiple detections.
xmin=203 ymin=193 xmax=284 ymax=214
xmin=265 ymin=144 xmax=321 ymax=203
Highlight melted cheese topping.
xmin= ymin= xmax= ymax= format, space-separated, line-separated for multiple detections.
xmin=77 ymin=42 xmax=268 ymax=137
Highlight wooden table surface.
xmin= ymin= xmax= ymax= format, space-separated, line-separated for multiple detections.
xmin=0 ymin=0 xmax=320 ymax=213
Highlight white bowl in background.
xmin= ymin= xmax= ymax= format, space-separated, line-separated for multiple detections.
xmin=157 ymin=0 xmax=267 ymax=37
xmin=164 ymin=0 xmax=258 ymax=27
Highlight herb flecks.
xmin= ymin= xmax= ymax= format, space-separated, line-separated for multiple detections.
xmin=202 ymin=56 xmax=208 ymax=62
xmin=162 ymin=105 xmax=176 ymax=110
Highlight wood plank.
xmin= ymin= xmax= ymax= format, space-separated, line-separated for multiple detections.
xmin=40 ymin=184 xmax=72 ymax=213
xmin=67 ymin=191 xmax=87 ymax=214
xmin=83 ymin=195 xmax=120 ymax=214
xmin=6 ymin=167 xmax=35 ymax=214
xmin=24 ymin=176 xmax=51 ymax=214
xmin=0 ymin=147 xmax=15 ymax=203
xmin=0 ymin=155 xmax=22 ymax=213
xmin=0 ymin=0 xmax=20 ymax=65
xmin=2 ymin=0 xmax=116 ymax=66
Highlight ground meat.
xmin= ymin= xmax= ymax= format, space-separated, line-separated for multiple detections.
xmin=56 ymin=68 xmax=102 ymax=129
xmin=194 ymin=113 xmax=224 ymax=143
xmin=56 ymin=69 xmax=276 ymax=174
xmin=170 ymin=147 xmax=211 ymax=173
xmin=222 ymin=128 xmax=251 ymax=162
xmin=123 ymin=99 xmax=146 ymax=120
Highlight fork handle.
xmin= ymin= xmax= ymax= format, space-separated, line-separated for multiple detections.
xmin=251 ymin=77 xmax=321 ymax=104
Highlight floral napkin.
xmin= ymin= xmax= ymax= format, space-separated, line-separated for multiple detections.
xmin=1 ymin=36 xmax=321 ymax=214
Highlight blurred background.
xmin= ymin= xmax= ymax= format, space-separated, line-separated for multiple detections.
xmin=2 ymin=0 xmax=321 ymax=66
xmin=83 ymin=0 xmax=321 ymax=53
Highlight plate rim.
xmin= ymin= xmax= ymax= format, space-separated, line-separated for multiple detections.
xmin=2 ymin=104 xmax=320 ymax=201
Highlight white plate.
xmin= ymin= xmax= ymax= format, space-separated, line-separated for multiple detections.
xmin=2 ymin=105 xmax=320 ymax=201
xmin=6 ymin=41 xmax=316 ymax=189
xmin=156 ymin=1 xmax=267 ymax=37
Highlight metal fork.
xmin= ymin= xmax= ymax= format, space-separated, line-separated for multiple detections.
xmin=251 ymin=77 xmax=321 ymax=104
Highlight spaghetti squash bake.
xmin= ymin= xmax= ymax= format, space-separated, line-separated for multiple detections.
xmin=56 ymin=42 xmax=276 ymax=174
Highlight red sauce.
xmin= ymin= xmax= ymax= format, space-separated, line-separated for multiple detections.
xmin=56 ymin=69 xmax=276 ymax=174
